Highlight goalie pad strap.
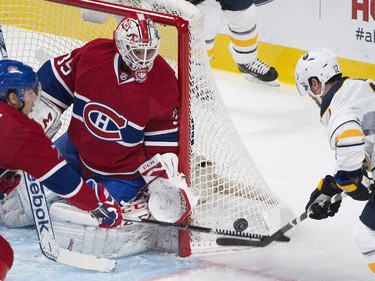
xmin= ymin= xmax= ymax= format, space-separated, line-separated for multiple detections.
xmin=0 ymin=172 xmax=34 ymax=227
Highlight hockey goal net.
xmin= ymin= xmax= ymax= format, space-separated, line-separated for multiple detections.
xmin=1 ymin=0 xmax=294 ymax=257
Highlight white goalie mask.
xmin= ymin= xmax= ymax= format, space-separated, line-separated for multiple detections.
xmin=114 ymin=13 xmax=160 ymax=83
xmin=295 ymin=48 xmax=341 ymax=103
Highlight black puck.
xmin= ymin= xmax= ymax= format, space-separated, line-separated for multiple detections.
xmin=233 ymin=218 xmax=248 ymax=232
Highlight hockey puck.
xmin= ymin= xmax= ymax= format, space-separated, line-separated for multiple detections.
xmin=233 ymin=218 xmax=248 ymax=232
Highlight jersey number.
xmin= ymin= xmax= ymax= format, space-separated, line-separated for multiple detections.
xmin=57 ymin=53 xmax=73 ymax=76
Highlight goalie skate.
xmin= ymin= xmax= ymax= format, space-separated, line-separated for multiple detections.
xmin=238 ymin=59 xmax=280 ymax=87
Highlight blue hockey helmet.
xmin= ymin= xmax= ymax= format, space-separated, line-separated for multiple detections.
xmin=0 ymin=59 xmax=39 ymax=102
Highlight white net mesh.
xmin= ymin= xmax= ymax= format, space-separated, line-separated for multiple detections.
xmin=1 ymin=0 xmax=294 ymax=255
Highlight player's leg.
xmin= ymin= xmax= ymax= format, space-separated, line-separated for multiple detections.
xmin=195 ymin=0 xmax=224 ymax=60
xmin=352 ymin=197 xmax=375 ymax=273
xmin=220 ymin=0 xmax=279 ymax=86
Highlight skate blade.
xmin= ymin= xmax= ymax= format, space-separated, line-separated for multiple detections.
xmin=242 ymin=74 xmax=281 ymax=87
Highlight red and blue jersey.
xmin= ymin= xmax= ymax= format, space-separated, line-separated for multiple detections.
xmin=0 ymin=103 xmax=99 ymax=211
xmin=38 ymin=39 xmax=179 ymax=180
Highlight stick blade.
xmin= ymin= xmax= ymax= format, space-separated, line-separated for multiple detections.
xmin=216 ymin=234 xmax=290 ymax=248
xmin=57 ymin=249 xmax=117 ymax=273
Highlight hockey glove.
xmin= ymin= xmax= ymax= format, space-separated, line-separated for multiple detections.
xmin=86 ymin=179 xmax=122 ymax=228
xmin=335 ymin=168 xmax=373 ymax=201
xmin=139 ymin=153 xmax=200 ymax=223
xmin=0 ymin=171 xmax=21 ymax=199
xmin=305 ymin=175 xmax=342 ymax=220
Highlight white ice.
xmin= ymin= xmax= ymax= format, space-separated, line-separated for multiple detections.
xmin=2 ymin=70 xmax=374 ymax=281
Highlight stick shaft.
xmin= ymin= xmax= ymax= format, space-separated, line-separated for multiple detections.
xmin=0 ymin=25 xmax=9 ymax=59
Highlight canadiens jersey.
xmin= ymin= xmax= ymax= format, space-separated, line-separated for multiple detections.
xmin=38 ymin=39 xmax=179 ymax=179
xmin=320 ymin=78 xmax=375 ymax=173
xmin=0 ymin=103 xmax=97 ymax=209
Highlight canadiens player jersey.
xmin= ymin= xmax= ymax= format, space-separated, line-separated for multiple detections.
xmin=0 ymin=102 xmax=99 ymax=210
xmin=38 ymin=39 xmax=180 ymax=179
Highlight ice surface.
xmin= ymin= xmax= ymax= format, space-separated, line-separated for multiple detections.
xmin=2 ymin=70 xmax=374 ymax=281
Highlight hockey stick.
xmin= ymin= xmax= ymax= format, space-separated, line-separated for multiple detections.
xmin=0 ymin=25 xmax=8 ymax=59
xmin=23 ymin=172 xmax=117 ymax=272
xmin=123 ymin=216 xmax=283 ymax=241
xmin=216 ymin=192 xmax=348 ymax=247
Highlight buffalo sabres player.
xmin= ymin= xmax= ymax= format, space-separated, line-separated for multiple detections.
xmin=0 ymin=59 xmax=122 ymax=229
xmin=189 ymin=0 xmax=279 ymax=86
xmin=295 ymin=48 xmax=375 ymax=273
xmin=36 ymin=13 xmax=199 ymax=257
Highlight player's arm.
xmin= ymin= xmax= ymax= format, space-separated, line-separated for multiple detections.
xmin=144 ymin=107 xmax=179 ymax=158
xmin=329 ymin=119 xmax=372 ymax=198
xmin=37 ymin=47 xmax=83 ymax=111
xmin=3 ymin=119 xmax=122 ymax=228
xmin=328 ymin=114 xmax=366 ymax=171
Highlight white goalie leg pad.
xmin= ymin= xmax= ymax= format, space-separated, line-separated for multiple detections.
xmin=50 ymin=202 xmax=157 ymax=258
xmin=0 ymin=172 xmax=34 ymax=227
xmin=29 ymin=94 xmax=62 ymax=139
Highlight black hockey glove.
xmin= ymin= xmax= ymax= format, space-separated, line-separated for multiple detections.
xmin=335 ymin=168 xmax=373 ymax=201
xmin=305 ymin=175 xmax=342 ymax=220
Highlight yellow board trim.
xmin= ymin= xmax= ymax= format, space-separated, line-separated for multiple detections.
xmin=210 ymin=33 xmax=375 ymax=85
xmin=5 ymin=1 xmax=374 ymax=86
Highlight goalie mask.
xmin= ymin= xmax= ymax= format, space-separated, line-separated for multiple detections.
xmin=295 ymin=48 xmax=341 ymax=104
xmin=114 ymin=13 xmax=160 ymax=83
xmin=0 ymin=59 xmax=39 ymax=102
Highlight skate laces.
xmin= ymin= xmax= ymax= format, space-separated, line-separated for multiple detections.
xmin=245 ymin=59 xmax=271 ymax=75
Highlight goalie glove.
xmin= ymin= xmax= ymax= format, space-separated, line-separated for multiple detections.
xmin=305 ymin=175 xmax=342 ymax=220
xmin=335 ymin=168 xmax=373 ymax=201
xmin=86 ymin=179 xmax=122 ymax=228
xmin=139 ymin=153 xmax=200 ymax=223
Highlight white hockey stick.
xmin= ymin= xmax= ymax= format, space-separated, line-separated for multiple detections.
xmin=23 ymin=171 xmax=117 ymax=272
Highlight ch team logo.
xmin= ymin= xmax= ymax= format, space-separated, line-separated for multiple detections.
xmin=83 ymin=102 xmax=128 ymax=141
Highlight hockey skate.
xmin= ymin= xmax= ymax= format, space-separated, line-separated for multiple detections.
xmin=238 ymin=58 xmax=280 ymax=87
